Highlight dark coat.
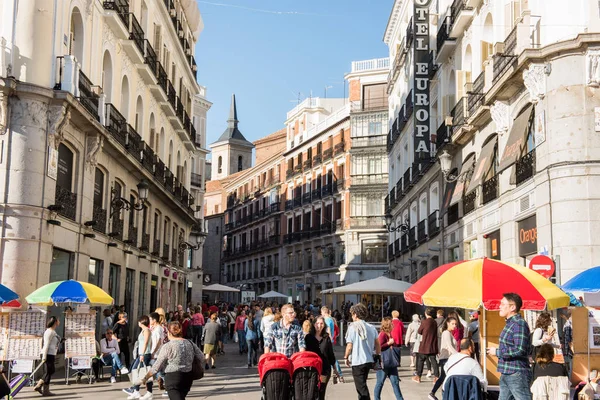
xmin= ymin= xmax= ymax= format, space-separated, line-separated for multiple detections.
xmin=417 ymin=317 xmax=439 ymax=355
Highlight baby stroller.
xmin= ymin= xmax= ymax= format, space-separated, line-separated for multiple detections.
xmin=258 ymin=353 xmax=294 ymax=400
xmin=291 ymin=352 xmax=322 ymax=400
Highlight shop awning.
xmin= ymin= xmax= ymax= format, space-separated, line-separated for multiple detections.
xmin=441 ymin=179 xmax=457 ymax=215
xmin=498 ymin=104 xmax=533 ymax=173
xmin=465 ymin=137 xmax=498 ymax=194
xmin=449 ymin=153 xmax=476 ymax=206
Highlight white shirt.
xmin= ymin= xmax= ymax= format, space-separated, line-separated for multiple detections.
xmin=151 ymin=325 xmax=165 ymax=357
xmin=444 ymin=353 xmax=487 ymax=391
xmin=100 ymin=337 xmax=120 ymax=355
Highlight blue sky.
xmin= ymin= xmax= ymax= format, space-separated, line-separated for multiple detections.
xmin=195 ymin=0 xmax=392 ymax=156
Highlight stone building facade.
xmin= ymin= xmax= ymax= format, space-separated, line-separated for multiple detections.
xmin=384 ymin=0 xmax=600 ymax=284
xmin=0 ymin=0 xmax=210 ymax=318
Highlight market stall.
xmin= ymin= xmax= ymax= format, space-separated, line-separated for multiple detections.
xmin=404 ymin=257 xmax=569 ymax=386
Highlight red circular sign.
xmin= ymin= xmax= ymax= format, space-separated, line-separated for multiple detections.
xmin=529 ymin=255 xmax=555 ymax=278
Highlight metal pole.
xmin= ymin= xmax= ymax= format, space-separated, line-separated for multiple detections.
xmin=483 ymin=307 xmax=487 ymax=381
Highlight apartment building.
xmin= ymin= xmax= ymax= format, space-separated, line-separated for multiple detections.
xmin=0 ymin=0 xmax=209 ymax=317
xmin=281 ymin=59 xmax=390 ymax=308
xmin=385 ymin=0 xmax=600 ymax=284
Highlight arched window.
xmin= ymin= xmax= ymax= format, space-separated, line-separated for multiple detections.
xmin=158 ymin=128 xmax=165 ymax=159
xmin=149 ymin=113 xmax=156 ymax=150
xmin=56 ymin=143 xmax=77 ymax=220
xmin=410 ymin=201 xmax=418 ymax=228
xmin=102 ymin=51 xmax=113 ymax=102
xmin=69 ymin=7 xmax=84 ymax=67
xmin=238 ymin=155 xmax=243 ymax=172
xmin=120 ymin=76 xmax=130 ymax=121
xmin=135 ymin=96 xmax=144 ymax=133
xmin=218 ymin=156 xmax=223 ymax=173
xmin=168 ymin=140 xmax=173 ymax=170
xmin=482 ymin=14 xmax=494 ymax=69
xmin=430 ymin=183 xmax=440 ymax=213
xmin=419 ymin=193 xmax=428 ymax=222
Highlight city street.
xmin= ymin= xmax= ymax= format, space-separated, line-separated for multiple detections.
xmin=14 ymin=342 xmax=434 ymax=399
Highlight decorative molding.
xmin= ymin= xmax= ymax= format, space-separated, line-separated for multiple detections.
xmin=587 ymin=49 xmax=600 ymax=87
xmin=0 ymin=93 xmax=7 ymax=135
xmin=85 ymin=134 xmax=104 ymax=171
xmin=47 ymin=105 xmax=70 ymax=150
xmin=490 ymin=101 xmax=509 ymax=134
xmin=522 ymin=64 xmax=547 ymax=103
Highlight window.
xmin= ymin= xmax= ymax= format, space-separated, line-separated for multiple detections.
xmin=94 ymin=168 xmax=104 ymax=208
xmin=125 ymin=268 xmax=135 ymax=320
xmin=362 ymin=84 xmax=387 ymax=110
xmin=138 ymin=272 xmax=147 ymax=316
xmin=108 ymin=263 xmax=121 ymax=304
xmin=57 ymin=143 xmax=74 ymax=191
xmin=362 ymin=242 xmax=387 ymax=264
xmin=218 ymin=156 xmax=223 ymax=173
xmin=88 ymin=258 xmax=103 ymax=287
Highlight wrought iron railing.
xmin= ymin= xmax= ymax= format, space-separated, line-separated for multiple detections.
xmin=105 ymin=104 xmax=128 ymax=147
xmin=55 ymin=185 xmax=77 ymax=221
xmin=141 ymin=143 xmax=155 ymax=173
xmin=436 ymin=16 xmax=454 ymax=55
xmin=463 ymin=190 xmax=477 ymax=215
xmin=92 ymin=204 xmax=107 ymax=233
xmin=482 ymin=174 xmax=499 ymax=204
xmin=323 ymin=148 xmax=333 ymax=161
xmin=409 ymin=226 xmax=417 ymax=248
xmin=468 ymin=71 xmax=485 ymax=117
xmin=428 ymin=210 xmax=440 ymax=237
xmin=126 ymin=225 xmax=138 ymax=247
xmin=162 ymin=244 xmax=170 ymax=260
xmin=78 ymin=71 xmax=100 ymax=119
xmin=405 ymin=89 xmax=414 ymax=120
xmin=450 ymin=0 xmax=473 ymax=25
xmin=493 ymin=25 xmax=518 ymax=83
xmin=516 ymin=149 xmax=536 ymax=185
xmin=451 ymin=97 xmax=467 ymax=128
xmin=334 ymin=142 xmax=345 ymax=156
xmin=428 ymin=50 xmax=438 ymax=79
xmin=128 ymin=13 xmax=144 ymax=55
xmin=417 ymin=219 xmax=427 ymax=243
xmin=143 ymin=39 xmax=157 ymax=77
xmin=152 ymin=239 xmax=160 ymax=255
xmin=110 ymin=215 xmax=124 ymax=241
xmin=103 ymin=0 xmax=129 ymax=27
xmin=447 ymin=204 xmax=459 ymax=225
xmin=141 ymin=233 xmax=150 ymax=251
xmin=312 ymin=154 xmax=322 ymax=167
xmin=125 ymin=125 xmax=143 ymax=162
xmin=191 ymin=173 xmax=202 ymax=187
xmin=436 ymin=120 xmax=451 ymax=151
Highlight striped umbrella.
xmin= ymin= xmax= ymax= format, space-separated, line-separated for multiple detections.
xmin=26 ymin=280 xmax=113 ymax=306
xmin=404 ymin=257 xmax=569 ymax=311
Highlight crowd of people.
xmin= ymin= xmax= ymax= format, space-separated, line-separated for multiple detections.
xmin=31 ymin=293 xmax=578 ymax=400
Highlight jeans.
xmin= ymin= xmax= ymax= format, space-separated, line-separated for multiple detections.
xmin=374 ymin=367 xmax=404 ymax=400
xmin=499 ymin=370 xmax=533 ymax=400
xmin=351 ymin=363 xmax=373 ymax=400
xmin=564 ymin=355 xmax=573 ymax=380
xmin=318 ymin=373 xmax=330 ymax=400
xmin=101 ymin=352 xmax=123 ymax=377
xmin=431 ymin=359 xmax=447 ymax=394
xmin=237 ymin=330 xmax=247 ymax=353
xmin=416 ymin=353 xmax=439 ymax=378
xmin=247 ymin=338 xmax=258 ymax=366
xmin=165 ymin=371 xmax=193 ymax=400
xmin=118 ymin=340 xmax=130 ymax=369
xmin=130 ymin=354 xmax=152 ymax=393
xmin=192 ymin=325 xmax=203 ymax=347
xmin=221 ymin=327 xmax=229 ymax=344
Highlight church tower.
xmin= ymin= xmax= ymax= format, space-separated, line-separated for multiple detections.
xmin=210 ymin=94 xmax=254 ymax=180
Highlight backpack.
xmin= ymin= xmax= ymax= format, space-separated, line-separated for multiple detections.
xmin=528 ymin=331 xmax=538 ymax=360
xmin=219 ymin=315 xmax=228 ymax=329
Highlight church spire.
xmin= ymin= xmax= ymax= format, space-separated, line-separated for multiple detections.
xmin=227 ymin=93 xmax=238 ymax=129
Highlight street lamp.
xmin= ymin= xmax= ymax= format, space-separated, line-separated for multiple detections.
xmin=110 ymin=179 xmax=149 ymax=217
xmin=384 ymin=213 xmax=409 ymax=233
xmin=437 ymin=150 xmax=474 ymax=183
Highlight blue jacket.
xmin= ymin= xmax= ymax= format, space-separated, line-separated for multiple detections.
xmin=244 ymin=318 xmax=259 ymax=340
xmin=442 ymin=375 xmax=484 ymax=400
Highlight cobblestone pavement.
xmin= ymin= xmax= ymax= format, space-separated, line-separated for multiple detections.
xmin=14 ymin=342 xmax=436 ymax=399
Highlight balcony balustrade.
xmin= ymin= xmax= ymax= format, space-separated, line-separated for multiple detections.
xmin=141 ymin=233 xmax=150 ymax=251
xmin=405 ymin=90 xmax=414 ymax=120
xmin=152 ymin=239 xmax=160 ymax=256
xmin=105 ymin=104 xmax=128 ymax=147
xmin=92 ymin=204 xmax=107 ymax=233
xmin=303 ymin=159 xmax=312 ymax=170
xmin=409 ymin=226 xmax=417 ymax=248
xmin=78 ymin=71 xmax=100 ymax=120
xmin=403 ymin=167 xmax=413 ymax=192
xmin=110 ymin=216 xmax=124 ymax=241
xmin=349 ymin=216 xmax=385 ymax=229
xmin=334 ymin=142 xmax=345 ymax=156
xmin=394 ymin=239 xmax=400 ymax=256
xmin=125 ymin=125 xmax=143 ymax=162
xmin=493 ymin=26 xmax=518 ymax=83
xmin=323 ymin=148 xmax=333 ymax=161
xmin=467 ymin=71 xmax=485 ymax=118
xmin=191 ymin=173 xmax=202 ymax=188
xmin=516 ymin=149 xmax=536 ymax=185
xmin=312 ymin=154 xmax=322 ymax=167
xmin=428 ymin=210 xmax=440 ymax=237
xmin=322 ymin=183 xmax=333 ymax=197
xmin=55 ymin=186 xmax=77 ymax=221
xmin=417 ymin=219 xmax=427 ymax=243
xmin=436 ymin=16 xmax=456 ymax=61
xmin=401 ymin=234 xmax=409 ymax=253
xmin=162 ymin=244 xmax=170 ymax=260
xmin=463 ymin=190 xmax=477 ymax=215
xmin=302 ymin=192 xmax=312 ymax=204
xmin=451 ymin=97 xmax=467 ymax=130
xmin=293 ymin=197 xmax=302 ymax=208
xmin=126 ymin=225 xmax=138 ymax=247
xmin=482 ymin=174 xmax=499 ymax=204
xmin=103 ymin=0 xmax=129 ymax=28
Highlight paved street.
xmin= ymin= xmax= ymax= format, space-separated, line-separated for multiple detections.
xmin=14 ymin=342 xmax=435 ymax=399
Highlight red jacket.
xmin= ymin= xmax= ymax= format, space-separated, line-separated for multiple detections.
xmin=391 ymin=318 xmax=404 ymax=346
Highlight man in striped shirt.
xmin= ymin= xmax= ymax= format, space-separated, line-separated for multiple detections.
xmin=487 ymin=293 xmax=532 ymax=400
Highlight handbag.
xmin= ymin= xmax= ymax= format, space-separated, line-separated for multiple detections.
xmin=381 ymin=346 xmax=400 ymax=368
xmin=130 ymin=360 xmax=151 ymax=384
xmin=0 ymin=373 xmax=10 ymax=399
xmin=187 ymin=340 xmax=204 ymax=380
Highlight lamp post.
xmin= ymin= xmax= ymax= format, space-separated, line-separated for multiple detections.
xmin=438 ymin=150 xmax=475 ymax=183
xmin=384 ymin=213 xmax=410 ymax=233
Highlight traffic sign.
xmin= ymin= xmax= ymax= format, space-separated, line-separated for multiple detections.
xmin=529 ymin=255 xmax=555 ymax=279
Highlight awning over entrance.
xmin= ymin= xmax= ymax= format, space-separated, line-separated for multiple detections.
xmin=449 ymin=153 xmax=476 ymax=206
xmin=498 ymin=104 xmax=533 ymax=173
xmin=465 ymin=137 xmax=498 ymax=194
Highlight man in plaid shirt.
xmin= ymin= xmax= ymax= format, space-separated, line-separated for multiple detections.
xmin=487 ymin=293 xmax=532 ymax=400
xmin=264 ymin=304 xmax=306 ymax=357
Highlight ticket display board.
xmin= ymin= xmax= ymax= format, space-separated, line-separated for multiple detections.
xmin=6 ymin=312 xmax=45 ymax=360
xmin=64 ymin=311 xmax=97 ymax=358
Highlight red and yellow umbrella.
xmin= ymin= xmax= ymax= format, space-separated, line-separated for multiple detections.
xmin=404 ymin=257 xmax=569 ymax=311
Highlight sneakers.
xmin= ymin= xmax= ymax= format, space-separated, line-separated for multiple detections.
xmin=428 ymin=394 xmax=439 ymax=400
xmin=205 ymin=364 xmax=210 ymax=370
xmin=162 ymin=393 xmax=169 ymax=397
xmin=120 ymin=367 xmax=130 ymax=375
xmin=139 ymin=393 xmax=153 ymax=400
xmin=411 ymin=376 xmax=421 ymax=383
xmin=410 ymin=363 xmax=415 ymax=368
xmin=426 ymin=370 xmax=432 ymax=378
xmin=123 ymin=388 xmax=135 ymax=395
xmin=110 ymin=376 xmax=117 ymax=384
xmin=126 ymin=391 xmax=141 ymax=400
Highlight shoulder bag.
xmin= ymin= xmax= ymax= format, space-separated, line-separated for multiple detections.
xmin=187 ymin=340 xmax=204 ymax=380
xmin=381 ymin=334 xmax=400 ymax=369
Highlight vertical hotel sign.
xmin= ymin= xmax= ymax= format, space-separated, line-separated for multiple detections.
xmin=414 ymin=0 xmax=431 ymax=158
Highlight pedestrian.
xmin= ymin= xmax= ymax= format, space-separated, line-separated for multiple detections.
xmin=235 ymin=310 xmax=248 ymax=354
xmin=374 ymin=317 xmax=404 ymax=400
xmin=149 ymin=311 xmax=166 ymax=391
xmin=560 ymin=309 xmax=573 ymax=380
xmin=260 ymin=307 xmax=275 ymax=341
xmin=467 ymin=311 xmax=481 ymax=363
xmin=227 ymin=307 xmax=237 ymax=341
xmin=391 ymin=310 xmax=404 ymax=348
xmin=531 ymin=343 xmax=568 ymax=399
xmin=447 ymin=311 xmax=464 ymax=352
xmin=413 ymin=308 xmax=439 ymax=384
xmin=443 ymin=339 xmax=486 ymax=389
xmin=305 ymin=316 xmax=338 ymax=400
xmin=202 ymin=313 xmax=220 ymax=370
xmin=123 ymin=315 xmax=153 ymax=399
xmin=113 ymin=312 xmax=131 ymax=369
xmin=429 ymin=317 xmax=458 ymax=400
xmin=218 ymin=309 xmax=229 ymax=354
xmin=100 ymin=329 xmax=129 ymax=383
xmin=344 ymin=303 xmax=381 ymax=400
xmin=35 ymin=316 xmax=61 ymax=396
xmin=264 ymin=304 xmax=306 ymax=357
xmin=405 ymin=314 xmax=420 ymax=368
xmin=245 ymin=311 xmax=259 ymax=368
xmin=532 ymin=312 xmax=560 ymax=359
xmin=136 ymin=321 xmax=205 ymax=400
xmin=487 ymin=292 xmax=532 ymax=400
xmin=101 ymin=309 xmax=113 ymax=337
xmin=190 ymin=307 xmax=204 ymax=348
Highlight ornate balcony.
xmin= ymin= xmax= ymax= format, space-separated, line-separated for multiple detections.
xmin=109 ymin=216 xmax=124 ymax=241
xmin=141 ymin=233 xmax=150 ymax=251
xmin=436 ymin=120 xmax=451 ymax=152
xmin=417 ymin=220 xmax=427 ymax=243
xmin=493 ymin=26 xmax=518 ymax=84
xmin=302 ymin=192 xmax=312 ymax=204
xmin=92 ymin=204 xmax=107 ymax=234
xmin=408 ymin=226 xmax=417 ymax=249
xmin=78 ymin=71 xmax=100 ymax=120
xmin=436 ymin=16 xmax=457 ymax=62
xmin=428 ymin=210 xmax=440 ymax=238
xmin=105 ymin=104 xmax=128 ymax=147
xmin=126 ymin=226 xmax=138 ymax=247
xmin=467 ymin=71 xmax=485 ymax=118
xmin=482 ymin=174 xmax=499 ymax=204
xmin=334 ymin=142 xmax=345 ymax=156
xmin=191 ymin=173 xmax=202 ymax=188
xmin=451 ymin=97 xmax=467 ymax=131
xmin=516 ymin=149 xmax=536 ymax=186
xmin=312 ymin=154 xmax=322 ymax=167
xmin=152 ymin=239 xmax=160 ymax=256
xmin=55 ymin=185 xmax=77 ymax=221
xmin=463 ymin=190 xmax=477 ymax=215
xmin=323 ymin=148 xmax=333 ymax=161
xmin=162 ymin=244 xmax=170 ymax=260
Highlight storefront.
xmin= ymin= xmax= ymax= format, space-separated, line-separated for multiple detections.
xmin=518 ymin=214 xmax=537 ymax=260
